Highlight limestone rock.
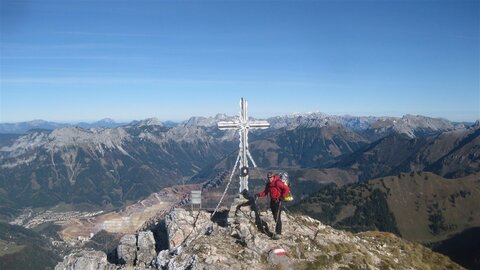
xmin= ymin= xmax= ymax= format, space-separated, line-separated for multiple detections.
xmin=267 ymin=248 xmax=292 ymax=270
xmin=57 ymin=205 xmax=464 ymax=270
xmin=117 ymin=234 xmax=137 ymax=265
xmin=155 ymin=250 xmax=170 ymax=269
xmin=165 ymin=208 xmax=211 ymax=250
xmin=137 ymin=231 xmax=156 ymax=266
xmin=227 ymin=195 xmax=249 ymax=225
xmin=54 ymin=250 xmax=116 ymax=270
xmin=158 ymin=207 xmax=464 ymax=270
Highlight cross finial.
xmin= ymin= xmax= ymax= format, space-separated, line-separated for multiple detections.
xmin=218 ymin=98 xmax=270 ymax=192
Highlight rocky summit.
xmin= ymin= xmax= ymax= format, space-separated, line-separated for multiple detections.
xmin=55 ymin=196 xmax=463 ymax=270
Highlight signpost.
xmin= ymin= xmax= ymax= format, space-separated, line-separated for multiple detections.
xmin=191 ymin=190 xmax=201 ymax=211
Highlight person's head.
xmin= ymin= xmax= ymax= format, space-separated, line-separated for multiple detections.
xmin=267 ymin=172 xmax=274 ymax=181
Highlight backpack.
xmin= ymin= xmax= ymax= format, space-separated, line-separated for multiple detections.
xmin=278 ymin=172 xmax=294 ymax=202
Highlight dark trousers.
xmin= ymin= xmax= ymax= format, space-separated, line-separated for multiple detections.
xmin=270 ymin=200 xmax=282 ymax=234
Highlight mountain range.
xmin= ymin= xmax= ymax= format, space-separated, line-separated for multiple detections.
xmin=0 ymin=117 xmax=236 ymax=212
xmin=0 ymin=112 xmax=478 ymax=269
xmin=0 ymin=118 xmax=127 ymax=134
xmin=0 ymin=114 xmax=476 ymax=211
xmin=331 ymin=123 xmax=480 ymax=180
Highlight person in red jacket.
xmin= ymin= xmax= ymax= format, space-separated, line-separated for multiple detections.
xmin=256 ymin=172 xmax=290 ymax=239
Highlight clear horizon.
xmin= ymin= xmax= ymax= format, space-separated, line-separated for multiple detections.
xmin=0 ymin=106 xmax=476 ymax=125
xmin=1 ymin=0 xmax=479 ymax=123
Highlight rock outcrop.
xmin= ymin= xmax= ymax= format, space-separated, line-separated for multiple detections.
xmin=56 ymin=198 xmax=464 ymax=270
xmin=117 ymin=234 xmax=137 ymax=265
xmin=137 ymin=231 xmax=157 ymax=267
xmin=164 ymin=207 xmax=211 ymax=250
xmin=116 ymin=231 xmax=157 ymax=267
xmin=156 ymin=207 xmax=463 ymax=270
xmin=54 ymin=250 xmax=116 ymax=270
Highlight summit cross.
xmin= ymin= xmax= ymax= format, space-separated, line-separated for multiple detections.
xmin=218 ymin=98 xmax=270 ymax=193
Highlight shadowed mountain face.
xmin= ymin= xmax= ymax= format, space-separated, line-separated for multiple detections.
xmin=424 ymin=127 xmax=480 ymax=178
xmin=0 ymin=124 xmax=236 ymax=208
xmin=261 ymin=124 xmax=369 ymax=167
xmin=431 ymin=227 xmax=480 ymax=270
xmin=0 ymin=134 xmax=21 ymax=148
xmin=332 ymin=125 xmax=480 ymax=181
xmin=0 ymin=222 xmax=60 ymax=270
xmin=0 ymin=114 xmax=476 ymax=210
xmin=245 ymin=123 xmax=369 ymax=169
xmin=189 ymin=123 xmax=370 ymax=195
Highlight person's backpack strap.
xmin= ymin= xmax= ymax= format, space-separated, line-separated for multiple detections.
xmin=275 ymin=178 xmax=293 ymax=201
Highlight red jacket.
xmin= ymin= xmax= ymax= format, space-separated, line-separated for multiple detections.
xmin=258 ymin=175 xmax=290 ymax=201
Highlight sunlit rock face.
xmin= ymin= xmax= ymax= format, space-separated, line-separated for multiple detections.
xmin=56 ymin=206 xmax=463 ymax=270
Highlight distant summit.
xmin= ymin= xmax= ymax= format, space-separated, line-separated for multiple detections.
xmin=181 ymin=114 xmax=233 ymax=127
xmin=0 ymin=119 xmax=70 ymax=134
xmin=0 ymin=113 xmax=467 ymax=135
xmin=265 ymin=113 xmax=463 ymax=139
xmin=473 ymin=120 xmax=480 ymax=128
xmin=0 ymin=119 xmax=126 ymax=134
xmin=76 ymin=118 xmax=124 ymax=129
xmin=129 ymin=117 xmax=163 ymax=127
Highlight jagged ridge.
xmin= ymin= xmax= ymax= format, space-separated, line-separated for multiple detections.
xmin=55 ymin=206 xmax=463 ymax=270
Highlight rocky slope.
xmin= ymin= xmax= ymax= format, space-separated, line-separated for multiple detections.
xmin=294 ymin=172 xmax=480 ymax=242
xmin=292 ymin=172 xmax=480 ymax=269
xmin=0 ymin=113 xmax=467 ymax=210
xmin=333 ymin=124 xmax=480 ymax=180
xmin=55 ymin=201 xmax=463 ymax=270
xmin=190 ymin=122 xmax=370 ymax=189
xmin=267 ymin=113 xmax=462 ymax=138
xmin=0 ymin=120 xmax=236 ymax=208
xmin=0 ymin=222 xmax=61 ymax=270
xmin=361 ymin=114 xmax=461 ymax=141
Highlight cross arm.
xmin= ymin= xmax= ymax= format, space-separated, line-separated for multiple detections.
xmin=248 ymin=121 xmax=270 ymax=129
xmin=218 ymin=121 xmax=240 ymax=130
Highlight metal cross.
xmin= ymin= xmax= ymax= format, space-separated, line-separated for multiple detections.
xmin=218 ymin=98 xmax=270 ymax=193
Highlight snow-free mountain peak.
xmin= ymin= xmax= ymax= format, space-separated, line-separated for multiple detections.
xmin=129 ymin=117 xmax=163 ymax=127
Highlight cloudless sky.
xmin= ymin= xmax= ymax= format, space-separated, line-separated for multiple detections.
xmin=0 ymin=0 xmax=479 ymax=123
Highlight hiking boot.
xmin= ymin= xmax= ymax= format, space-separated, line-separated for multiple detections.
xmin=272 ymin=234 xmax=281 ymax=240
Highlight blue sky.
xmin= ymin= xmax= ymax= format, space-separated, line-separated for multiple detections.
xmin=0 ymin=0 xmax=478 ymax=123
